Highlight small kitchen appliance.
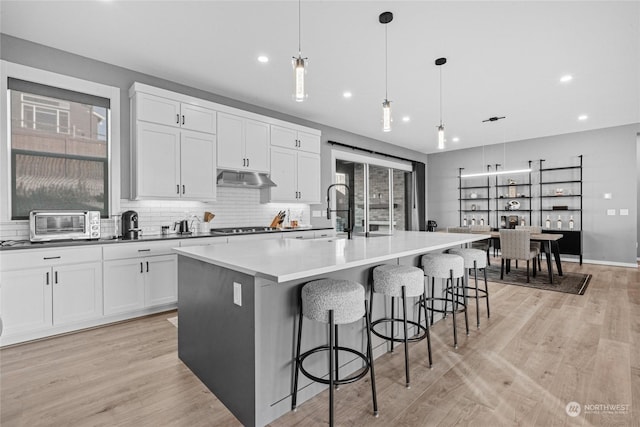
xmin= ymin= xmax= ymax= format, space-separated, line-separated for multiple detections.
xmin=29 ymin=210 xmax=101 ymax=242
xmin=121 ymin=210 xmax=141 ymax=240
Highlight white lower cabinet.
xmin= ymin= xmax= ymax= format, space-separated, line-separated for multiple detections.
xmin=103 ymin=242 xmax=178 ymax=316
xmin=52 ymin=261 xmax=103 ymax=325
xmin=0 ymin=267 xmax=52 ymax=336
xmin=0 ymin=247 xmax=103 ymax=342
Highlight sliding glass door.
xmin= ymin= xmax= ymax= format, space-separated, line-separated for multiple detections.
xmin=335 ymin=158 xmax=411 ymax=235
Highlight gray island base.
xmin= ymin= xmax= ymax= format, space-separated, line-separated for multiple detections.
xmin=175 ymin=231 xmax=488 ymax=426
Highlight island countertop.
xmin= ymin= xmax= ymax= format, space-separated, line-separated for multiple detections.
xmin=173 ymin=230 xmax=489 ymax=283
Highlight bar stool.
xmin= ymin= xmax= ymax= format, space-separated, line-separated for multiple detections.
xmin=447 ymin=248 xmax=490 ymax=329
xmin=292 ymin=278 xmax=378 ymax=426
xmin=369 ymin=264 xmax=432 ymax=389
xmin=420 ymin=253 xmax=468 ymax=348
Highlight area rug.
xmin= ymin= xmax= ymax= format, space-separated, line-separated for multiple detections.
xmin=483 ymin=264 xmax=590 ymax=295
xmin=167 ymin=316 xmax=178 ymax=328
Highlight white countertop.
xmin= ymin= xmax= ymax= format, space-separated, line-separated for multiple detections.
xmin=174 ymin=230 xmax=489 ymax=283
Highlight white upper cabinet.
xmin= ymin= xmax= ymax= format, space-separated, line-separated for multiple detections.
xmin=271 ymin=125 xmax=321 ymax=154
xmin=217 ymin=112 xmax=269 ymax=173
xmin=130 ymin=84 xmax=217 ymax=201
xmin=135 ymin=92 xmax=216 ymax=134
xmin=269 ymin=146 xmax=320 ymax=203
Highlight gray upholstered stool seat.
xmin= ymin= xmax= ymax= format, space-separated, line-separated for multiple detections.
xmin=420 ymin=253 xmax=468 ymax=348
xmin=370 ymin=264 xmax=432 ymax=388
xmin=302 ymin=279 xmax=365 ymax=324
xmin=448 ymin=248 xmax=491 ymax=328
xmin=293 ymin=278 xmax=378 ymax=424
xmin=448 ymin=248 xmax=487 ymax=269
xmin=422 ymin=253 xmax=465 ymax=279
xmin=373 ymin=264 xmax=424 ymax=297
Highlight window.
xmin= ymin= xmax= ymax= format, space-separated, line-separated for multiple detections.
xmin=1 ymin=62 xmax=120 ymax=221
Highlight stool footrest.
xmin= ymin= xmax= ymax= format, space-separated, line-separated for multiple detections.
xmin=370 ymin=318 xmax=428 ymax=343
xmin=297 ymin=345 xmax=370 ymax=386
xmin=420 ymin=296 xmax=467 ymax=315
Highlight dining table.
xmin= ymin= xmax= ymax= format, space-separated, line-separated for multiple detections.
xmin=486 ymin=231 xmax=564 ymax=284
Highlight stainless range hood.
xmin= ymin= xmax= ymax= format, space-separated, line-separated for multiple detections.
xmin=216 ymin=170 xmax=277 ymax=188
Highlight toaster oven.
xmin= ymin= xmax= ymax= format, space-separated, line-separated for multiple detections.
xmin=29 ymin=210 xmax=101 ymax=242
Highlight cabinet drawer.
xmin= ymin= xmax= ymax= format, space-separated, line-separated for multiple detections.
xmin=103 ymin=240 xmax=179 ymax=260
xmin=180 ymin=237 xmax=228 ymax=247
xmin=0 ymin=246 xmax=103 ymax=271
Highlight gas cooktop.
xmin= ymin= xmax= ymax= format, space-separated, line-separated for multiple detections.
xmin=210 ymin=226 xmax=280 ymax=235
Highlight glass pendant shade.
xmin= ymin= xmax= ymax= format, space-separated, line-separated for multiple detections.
xmin=382 ymin=99 xmax=392 ymax=132
xmin=293 ymin=56 xmax=306 ymax=102
xmin=437 ymin=124 xmax=445 ymax=149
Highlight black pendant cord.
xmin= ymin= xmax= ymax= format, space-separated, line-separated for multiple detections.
xmin=385 ymin=24 xmax=388 ymax=100
xmin=439 ymin=65 xmax=443 ymax=126
xmin=297 ymin=0 xmax=302 ymax=56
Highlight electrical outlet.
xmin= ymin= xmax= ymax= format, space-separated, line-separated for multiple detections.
xmin=620 ymin=209 xmax=629 ymax=216
xmin=233 ymin=282 xmax=242 ymax=306
xmin=607 ymin=209 xmax=616 ymax=216
xmin=312 ymin=210 xmax=322 ymax=217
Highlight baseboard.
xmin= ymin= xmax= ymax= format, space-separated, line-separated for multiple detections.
xmin=578 ymin=259 xmax=638 ymax=268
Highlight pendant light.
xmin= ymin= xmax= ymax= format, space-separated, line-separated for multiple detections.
xmin=293 ymin=0 xmax=307 ymax=102
xmin=435 ymin=57 xmax=447 ymax=149
xmin=379 ymin=12 xmax=393 ymax=132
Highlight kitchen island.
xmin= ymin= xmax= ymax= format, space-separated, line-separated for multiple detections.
xmin=174 ymin=230 xmax=488 ymax=427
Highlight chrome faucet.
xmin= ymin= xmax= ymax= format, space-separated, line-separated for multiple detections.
xmin=326 ymin=183 xmax=353 ymax=239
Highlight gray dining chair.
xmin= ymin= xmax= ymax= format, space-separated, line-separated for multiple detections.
xmin=515 ymin=225 xmax=542 ymax=269
xmin=499 ymin=229 xmax=538 ymax=283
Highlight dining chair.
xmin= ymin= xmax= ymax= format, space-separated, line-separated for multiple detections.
xmin=515 ymin=225 xmax=542 ymax=269
xmin=499 ymin=229 xmax=538 ymax=283
xmin=470 ymin=225 xmax=492 ymax=266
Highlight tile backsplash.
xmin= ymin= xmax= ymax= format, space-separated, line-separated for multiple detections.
xmin=0 ymin=187 xmax=311 ymax=241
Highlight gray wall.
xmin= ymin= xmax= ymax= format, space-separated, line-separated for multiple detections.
xmin=427 ymin=124 xmax=640 ymax=265
xmin=0 ymin=34 xmax=429 ymax=228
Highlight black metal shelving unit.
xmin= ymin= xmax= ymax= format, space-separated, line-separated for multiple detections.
xmin=493 ymin=161 xmax=533 ymax=228
xmin=458 ymin=166 xmax=491 ymax=227
xmin=539 ymin=155 xmax=583 ymax=264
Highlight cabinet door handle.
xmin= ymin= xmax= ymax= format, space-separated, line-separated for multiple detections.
xmin=54 ymin=271 xmax=58 ymax=284
xmin=177 ymin=184 xmax=180 ymax=194
xmin=146 ymin=261 xmax=149 ymax=272
xmin=246 ymin=158 xmax=250 ymax=168
xmin=298 ymin=191 xmax=301 ymax=199
xmin=44 ymin=256 xmax=61 ymax=260
xmin=140 ymin=262 xmax=144 ymax=273
xmin=137 ymin=249 xmax=151 ymax=252
xmin=182 ymin=115 xmax=185 ymax=125
xmin=182 ymin=185 xmax=186 ymax=194
xmin=176 ymin=114 xmax=180 ymax=124
xmin=46 ymin=271 xmax=50 ymax=285
xmin=295 ymin=236 xmax=304 ymax=239
xmin=243 ymin=158 xmax=246 ymax=167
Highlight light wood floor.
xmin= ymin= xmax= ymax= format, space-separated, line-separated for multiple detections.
xmin=1 ymin=260 xmax=638 ymax=426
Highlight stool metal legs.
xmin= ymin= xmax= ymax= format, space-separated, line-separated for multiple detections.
xmin=421 ymin=269 xmax=468 ymax=349
xmin=329 ymin=310 xmax=335 ymax=426
xmin=292 ymin=301 xmax=378 ymax=423
xmin=370 ymin=285 xmax=432 ymax=389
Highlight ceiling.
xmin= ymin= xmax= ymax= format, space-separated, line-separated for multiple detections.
xmin=1 ymin=1 xmax=638 ymax=154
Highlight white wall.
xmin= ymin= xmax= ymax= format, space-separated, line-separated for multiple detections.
xmin=427 ymin=124 xmax=639 ymax=266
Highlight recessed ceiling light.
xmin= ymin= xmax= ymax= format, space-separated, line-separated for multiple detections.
xmin=452 ymin=137 xmax=460 ymax=142
xmin=342 ymin=91 xmax=352 ymax=98
xmin=257 ymin=56 xmax=269 ymax=63
xmin=578 ymin=114 xmax=588 ymax=121
xmin=560 ymin=74 xmax=573 ymax=83
xmin=402 ymin=116 xmax=410 ymax=122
